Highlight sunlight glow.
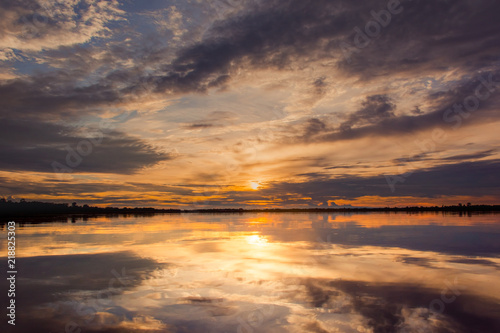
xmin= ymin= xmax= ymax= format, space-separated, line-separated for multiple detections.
xmin=250 ymin=181 xmax=261 ymax=190
xmin=246 ymin=234 xmax=268 ymax=247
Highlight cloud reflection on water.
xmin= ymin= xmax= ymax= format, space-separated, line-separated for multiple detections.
xmin=1 ymin=212 xmax=500 ymax=332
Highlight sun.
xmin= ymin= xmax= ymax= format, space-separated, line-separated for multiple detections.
xmin=249 ymin=181 xmax=260 ymax=190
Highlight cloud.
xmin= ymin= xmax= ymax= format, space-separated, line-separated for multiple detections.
xmin=3 ymin=0 xmax=500 ymax=125
xmin=396 ymin=255 xmax=435 ymax=268
xmin=140 ymin=0 xmax=500 ymax=94
xmin=447 ymin=258 xmax=499 ymax=269
xmin=318 ymin=279 xmax=500 ymax=333
xmin=182 ymin=110 xmax=239 ymax=130
xmin=5 ymin=251 xmax=166 ymax=333
xmin=442 ymin=150 xmax=496 ymax=162
xmin=265 ymin=159 xmax=500 ymax=200
xmin=301 ymin=118 xmax=327 ymax=141
xmin=0 ymin=73 xmax=123 ymax=120
xmin=184 ymin=123 xmax=216 ymax=130
xmin=336 ymin=0 xmax=500 ymax=76
xmin=302 ymin=321 xmax=330 ymax=333
xmin=0 ymin=0 xmax=124 ymax=53
xmin=340 ymin=94 xmax=396 ymax=130
xmin=183 ymin=159 xmax=498 ymax=208
xmin=281 ymin=71 xmax=500 ymax=144
xmin=0 ymin=118 xmax=169 ymax=174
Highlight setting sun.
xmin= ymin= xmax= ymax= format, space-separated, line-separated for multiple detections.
xmin=250 ymin=181 xmax=261 ymax=190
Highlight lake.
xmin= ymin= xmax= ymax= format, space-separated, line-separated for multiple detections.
xmin=1 ymin=212 xmax=500 ymax=333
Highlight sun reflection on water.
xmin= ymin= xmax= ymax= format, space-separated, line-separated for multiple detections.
xmin=6 ymin=212 xmax=500 ymax=333
xmin=245 ymin=234 xmax=269 ymax=246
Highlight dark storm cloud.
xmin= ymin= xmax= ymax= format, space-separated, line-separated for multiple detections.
xmin=0 ymin=119 xmax=169 ymax=174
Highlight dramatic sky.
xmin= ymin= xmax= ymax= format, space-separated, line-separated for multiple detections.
xmin=1 ymin=0 xmax=499 ymax=208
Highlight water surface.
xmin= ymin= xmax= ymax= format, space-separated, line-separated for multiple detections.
xmin=1 ymin=212 xmax=500 ymax=333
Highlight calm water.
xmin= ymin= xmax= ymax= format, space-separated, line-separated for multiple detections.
xmin=1 ymin=212 xmax=500 ymax=333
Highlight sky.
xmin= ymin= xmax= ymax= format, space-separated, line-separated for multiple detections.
xmin=0 ymin=0 xmax=499 ymax=208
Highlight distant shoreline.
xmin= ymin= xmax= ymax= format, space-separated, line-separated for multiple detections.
xmin=1 ymin=200 xmax=499 ymax=221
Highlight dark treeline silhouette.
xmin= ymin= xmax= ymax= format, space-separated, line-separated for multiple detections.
xmin=1 ymin=199 xmax=499 ymax=220
xmin=0 ymin=199 xmax=180 ymax=218
xmin=190 ymin=204 xmax=500 ymax=214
